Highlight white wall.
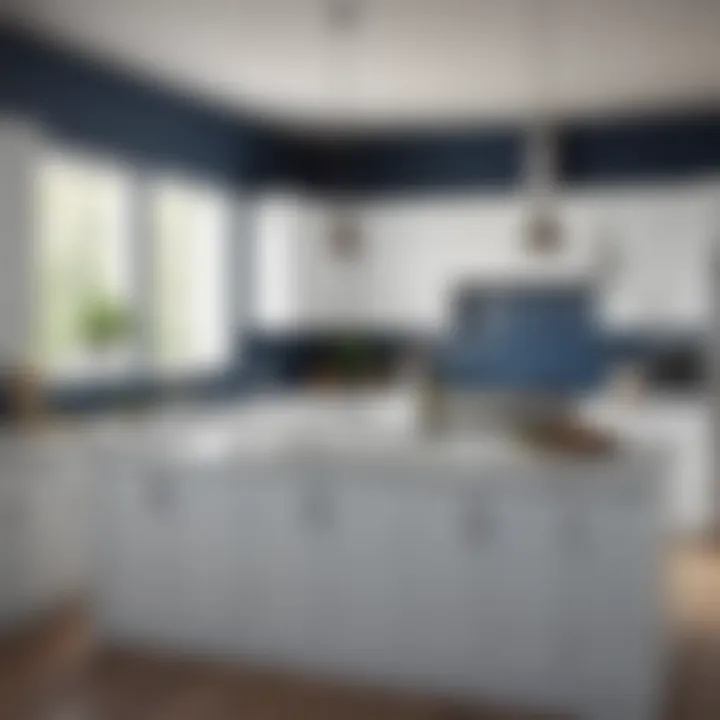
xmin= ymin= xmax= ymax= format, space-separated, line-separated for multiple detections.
xmin=254 ymin=185 xmax=720 ymax=334
xmin=563 ymin=185 xmax=720 ymax=334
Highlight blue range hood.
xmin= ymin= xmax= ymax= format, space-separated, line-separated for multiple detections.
xmin=441 ymin=283 xmax=606 ymax=393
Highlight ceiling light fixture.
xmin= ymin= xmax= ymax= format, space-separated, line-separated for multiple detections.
xmin=523 ymin=2 xmax=563 ymax=255
xmin=326 ymin=0 xmax=363 ymax=261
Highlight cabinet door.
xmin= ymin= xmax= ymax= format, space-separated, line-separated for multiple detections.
xmin=330 ymin=470 xmax=564 ymax=707
xmin=228 ymin=464 xmax=310 ymax=661
xmin=459 ymin=486 xmax=563 ymax=706
xmin=377 ymin=480 xmax=483 ymax=689
xmin=254 ymin=464 xmax=381 ymax=672
xmin=96 ymin=461 xmax=189 ymax=646
xmin=563 ymin=471 xmax=665 ymax=720
xmin=324 ymin=474 xmax=414 ymax=680
xmin=97 ymin=459 xmax=311 ymax=660
xmin=150 ymin=466 xmax=296 ymax=658
xmin=171 ymin=467 xmax=235 ymax=654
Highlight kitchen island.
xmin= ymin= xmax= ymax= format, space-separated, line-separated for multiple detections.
xmin=93 ymin=394 xmax=668 ymax=720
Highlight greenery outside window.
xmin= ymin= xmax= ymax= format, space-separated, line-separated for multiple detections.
xmin=36 ymin=155 xmax=135 ymax=381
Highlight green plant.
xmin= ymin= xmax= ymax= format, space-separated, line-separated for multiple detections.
xmin=78 ymin=292 xmax=131 ymax=351
xmin=334 ymin=336 xmax=376 ymax=381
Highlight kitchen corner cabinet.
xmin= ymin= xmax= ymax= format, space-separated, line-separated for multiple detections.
xmin=96 ymin=451 xmax=665 ymax=720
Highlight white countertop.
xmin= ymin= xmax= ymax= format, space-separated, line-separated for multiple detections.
xmin=67 ymin=390 xmax=664 ymax=478
xmin=0 ymin=388 xmax=691 ymax=477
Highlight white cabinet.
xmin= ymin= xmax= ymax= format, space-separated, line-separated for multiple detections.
xmin=326 ymin=476 xmax=408 ymax=676
xmin=223 ymin=467 xmax=292 ymax=659
xmin=582 ymin=397 xmax=712 ymax=534
xmin=171 ymin=468 xmax=238 ymax=653
xmin=232 ymin=465 xmax=327 ymax=664
xmin=337 ymin=474 xmax=563 ymax=704
xmin=461 ymin=487 xmax=562 ymax=705
xmin=96 ymin=449 xmax=664 ymax=719
xmin=97 ymin=461 xmax=185 ymax=644
xmin=564 ymin=476 xmax=665 ymax=720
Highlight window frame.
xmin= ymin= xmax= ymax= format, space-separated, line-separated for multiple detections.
xmin=34 ymin=144 xmax=141 ymax=386
xmin=145 ymin=170 xmax=235 ymax=382
xmin=35 ymin=142 xmax=237 ymax=390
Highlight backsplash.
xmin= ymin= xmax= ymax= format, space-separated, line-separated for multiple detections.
xmin=241 ymin=327 xmax=706 ymax=396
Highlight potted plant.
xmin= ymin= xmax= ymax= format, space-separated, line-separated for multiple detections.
xmin=77 ymin=291 xmax=132 ymax=370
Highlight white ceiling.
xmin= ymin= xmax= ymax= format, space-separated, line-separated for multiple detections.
xmin=4 ymin=0 xmax=720 ymax=128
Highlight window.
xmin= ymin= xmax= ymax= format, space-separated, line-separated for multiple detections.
xmin=151 ymin=180 xmax=230 ymax=376
xmin=36 ymin=155 xmax=134 ymax=380
xmin=36 ymin=153 xmax=233 ymax=385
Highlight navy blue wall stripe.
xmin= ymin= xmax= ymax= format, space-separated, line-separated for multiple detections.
xmin=558 ymin=112 xmax=720 ymax=184
xmin=0 ymin=25 xmax=293 ymax=185
xmin=284 ymin=129 xmax=524 ymax=192
xmin=6 ymin=25 xmax=720 ymax=192
xmin=292 ymin=113 xmax=720 ymax=192
xmin=5 ymin=25 xmax=720 ymax=191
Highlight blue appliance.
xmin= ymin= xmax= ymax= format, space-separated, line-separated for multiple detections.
xmin=441 ymin=283 xmax=605 ymax=393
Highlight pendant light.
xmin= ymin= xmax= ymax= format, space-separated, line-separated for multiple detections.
xmin=326 ymin=0 xmax=363 ymax=261
xmin=523 ymin=2 xmax=563 ymax=255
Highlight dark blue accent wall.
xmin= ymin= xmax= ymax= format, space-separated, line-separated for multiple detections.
xmin=286 ymin=128 xmax=524 ymax=193
xmin=0 ymin=25 xmax=294 ymax=185
xmin=4 ymin=25 xmax=720 ymax=192
xmin=283 ymin=112 xmax=720 ymax=192
xmin=558 ymin=111 xmax=720 ymax=184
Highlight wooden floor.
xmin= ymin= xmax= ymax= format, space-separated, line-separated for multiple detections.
xmin=663 ymin=544 xmax=720 ymax=720
xmin=1 ymin=544 xmax=720 ymax=720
